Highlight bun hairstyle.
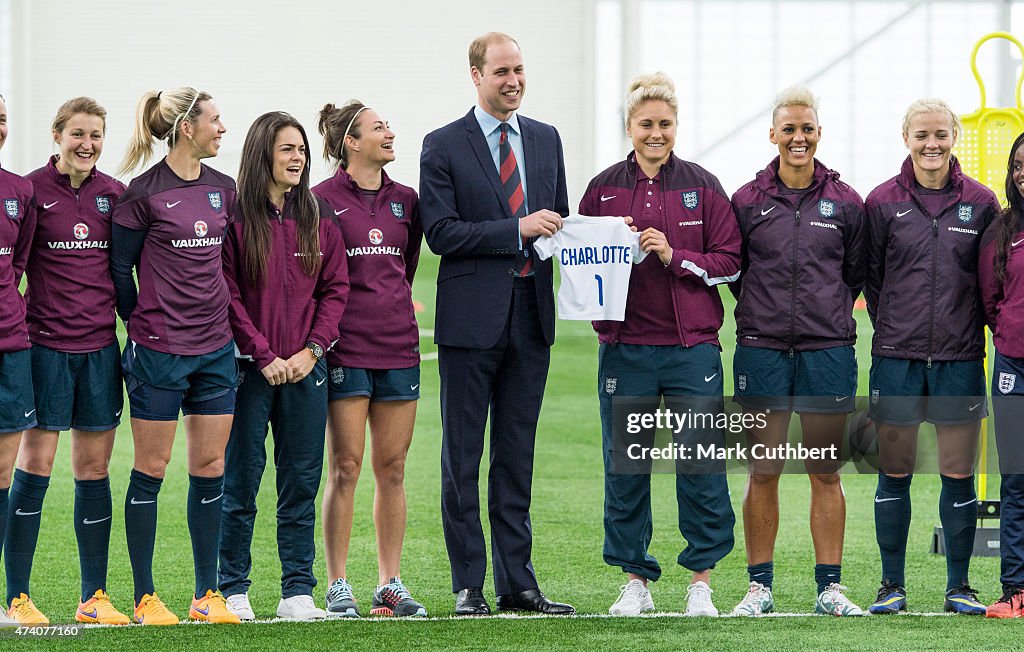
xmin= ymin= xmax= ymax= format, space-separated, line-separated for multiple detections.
xmin=52 ymin=96 xmax=107 ymax=134
xmin=901 ymin=97 xmax=962 ymax=140
xmin=624 ymin=72 xmax=678 ymax=128
xmin=771 ymin=86 xmax=818 ymax=124
xmin=318 ymin=100 xmax=368 ymax=170
xmin=117 ymin=86 xmax=212 ymax=176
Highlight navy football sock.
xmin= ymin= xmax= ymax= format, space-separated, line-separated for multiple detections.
xmin=125 ymin=469 xmax=162 ymax=604
xmin=748 ymin=561 xmax=774 ymax=589
xmin=75 ymin=477 xmax=113 ymax=600
xmin=939 ymin=474 xmax=976 ymax=591
xmin=187 ymin=474 xmax=224 ymax=598
xmin=815 ymin=563 xmax=842 ymax=595
xmin=4 ymin=469 xmax=50 ymax=605
xmin=874 ymin=473 xmax=912 ymax=587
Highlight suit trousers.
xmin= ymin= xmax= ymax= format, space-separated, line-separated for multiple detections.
xmin=439 ymin=277 xmax=550 ymax=595
xmin=218 ymin=359 xmax=327 ymax=598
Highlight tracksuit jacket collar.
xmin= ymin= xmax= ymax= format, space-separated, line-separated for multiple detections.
xmin=752 ymin=156 xmax=838 ymax=195
xmin=896 ymin=154 xmax=965 ymax=195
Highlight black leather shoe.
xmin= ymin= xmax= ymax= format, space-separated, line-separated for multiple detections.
xmin=496 ymin=588 xmax=575 ymax=615
xmin=455 ymin=587 xmax=491 ymax=615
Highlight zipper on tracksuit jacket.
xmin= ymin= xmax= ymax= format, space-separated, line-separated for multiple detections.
xmin=787 ymin=197 xmax=809 ymax=358
xmin=928 ymin=215 xmax=938 ymax=368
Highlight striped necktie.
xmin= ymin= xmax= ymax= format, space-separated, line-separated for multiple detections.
xmin=499 ymin=122 xmax=532 ymax=276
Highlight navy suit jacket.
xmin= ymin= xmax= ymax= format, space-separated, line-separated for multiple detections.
xmin=419 ymin=108 xmax=569 ymax=349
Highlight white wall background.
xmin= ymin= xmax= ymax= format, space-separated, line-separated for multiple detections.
xmin=2 ymin=0 xmax=1023 ymax=205
xmin=594 ymin=0 xmax=1024 ymax=196
xmin=1 ymin=0 xmax=591 ymax=202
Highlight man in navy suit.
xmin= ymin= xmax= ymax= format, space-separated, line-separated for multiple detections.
xmin=419 ymin=31 xmax=574 ymax=616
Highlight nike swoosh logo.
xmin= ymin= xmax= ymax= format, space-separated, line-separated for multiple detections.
xmin=760 ymin=206 xmax=776 ymax=216
xmin=15 ymin=508 xmax=41 ymax=516
xmin=166 ymin=201 xmax=181 ymax=208
xmin=201 ymin=493 xmax=224 ymax=505
xmin=25 ymin=409 xmax=36 ymax=417
xmin=969 ymin=403 xmax=982 ymax=411
xmin=78 ymin=608 xmax=98 ymax=619
xmin=954 ymin=499 xmax=977 ymax=508
xmin=115 ymin=409 xmax=123 ymax=418
xmin=334 ymin=208 xmax=350 ymax=215
xmin=874 ymin=496 xmax=901 ymax=503
xmin=43 ymin=201 xmax=58 ymax=209
xmin=130 ymin=497 xmax=155 ymax=505
xmin=411 ymin=384 xmax=420 ymax=391
xmin=316 ymin=378 xmax=326 ymax=387
xmin=835 ymin=396 xmax=849 ymax=402
xmin=600 ymin=195 xmax=616 ymax=202
xmin=704 ymin=374 xmax=718 ymax=382
xmin=1013 ymin=239 xmax=1024 ymax=247
xmin=83 ymin=515 xmax=112 ymax=525
xmin=194 ymin=606 xmax=209 ymax=616
xmin=896 ymin=209 xmax=913 ymax=217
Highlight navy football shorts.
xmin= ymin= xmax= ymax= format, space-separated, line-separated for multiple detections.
xmin=32 ymin=342 xmax=122 ymax=431
xmin=868 ymin=356 xmax=986 ymax=426
xmin=733 ymin=344 xmax=857 ymax=414
xmin=327 ymin=364 xmax=420 ymax=402
xmin=122 ymin=339 xmax=238 ymax=421
xmin=0 ymin=349 xmax=35 ymax=433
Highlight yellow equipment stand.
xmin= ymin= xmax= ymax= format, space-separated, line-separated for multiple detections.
xmin=937 ymin=31 xmax=1024 ymax=556
xmin=956 ymin=31 xmax=1024 ymax=208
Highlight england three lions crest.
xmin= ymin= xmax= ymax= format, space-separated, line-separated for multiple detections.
xmin=958 ymin=204 xmax=973 ymax=223
xmin=681 ymin=191 xmax=699 ymax=210
xmin=390 ymin=202 xmax=405 ymax=219
xmin=208 ymin=191 xmax=223 ymax=210
xmin=819 ymin=200 xmax=835 ymax=218
xmin=4 ymin=199 xmax=19 ymax=219
xmin=95 ymin=196 xmax=112 ymax=215
xmin=999 ymin=372 xmax=1017 ymax=395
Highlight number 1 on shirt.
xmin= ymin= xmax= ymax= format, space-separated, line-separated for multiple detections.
xmin=594 ymin=273 xmax=604 ymax=307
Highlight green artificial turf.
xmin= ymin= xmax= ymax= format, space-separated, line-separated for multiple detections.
xmin=1 ymin=251 xmax=1011 ymax=651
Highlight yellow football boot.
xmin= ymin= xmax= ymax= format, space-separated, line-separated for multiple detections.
xmin=8 ymin=594 xmax=49 ymax=625
xmin=134 ymin=592 xmax=179 ymax=626
xmin=76 ymin=589 xmax=131 ymax=625
xmin=189 ymin=590 xmax=241 ymax=624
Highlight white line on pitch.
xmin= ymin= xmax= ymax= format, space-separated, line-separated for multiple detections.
xmin=81 ymin=611 xmax=957 ymax=627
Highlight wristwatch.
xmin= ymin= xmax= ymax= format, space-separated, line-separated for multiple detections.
xmin=305 ymin=341 xmax=324 ymax=360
